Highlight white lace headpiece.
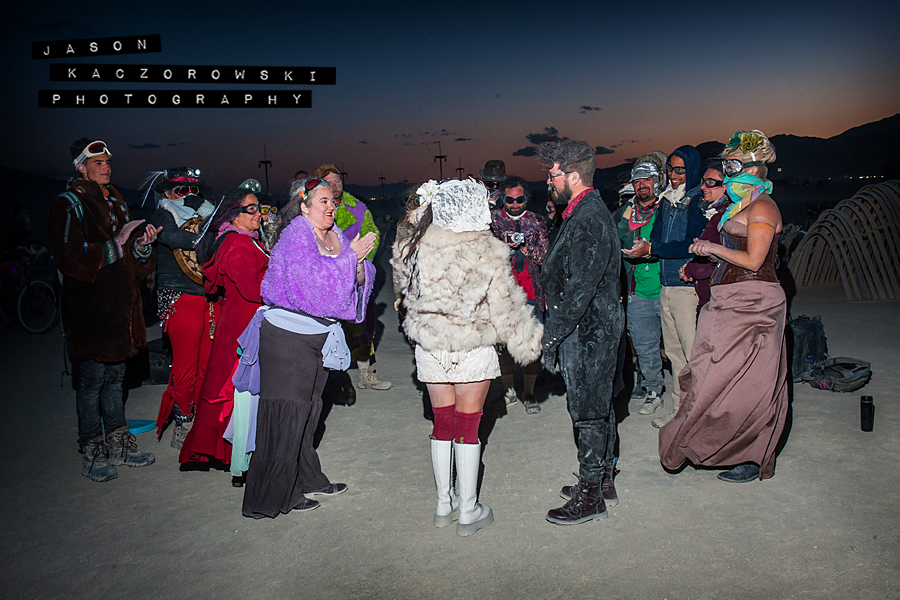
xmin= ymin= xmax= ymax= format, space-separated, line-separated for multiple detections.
xmin=431 ymin=179 xmax=491 ymax=233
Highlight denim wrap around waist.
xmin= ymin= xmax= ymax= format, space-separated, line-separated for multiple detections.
xmin=233 ymin=306 xmax=351 ymax=395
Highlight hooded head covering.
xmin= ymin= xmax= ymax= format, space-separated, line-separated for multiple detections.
xmin=430 ymin=179 xmax=492 ymax=233
xmin=669 ymin=145 xmax=702 ymax=191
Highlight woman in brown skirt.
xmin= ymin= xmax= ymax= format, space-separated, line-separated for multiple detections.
xmin=659 ymin=130 xmax=789 ymax=483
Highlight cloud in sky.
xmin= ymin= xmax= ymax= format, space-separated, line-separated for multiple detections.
xmin=526 ymin=127 xmax=567 ymax=145
xmin=358 ymin=140 xmax=367 ymax=144
xmin=128 ymin=143 xmax=162 ymax=150
xmin=512 ymin=147 xmax=538 ymax=157
xmin=455 ymin=137 xmax=473 ymax=142
xmin=579 ymin=105 xmax=601 ymax=113
xmin=595 ymin=146 xmax=615 ymax=155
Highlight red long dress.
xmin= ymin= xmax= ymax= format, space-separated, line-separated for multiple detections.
xmin=179 ymin=232 xmax=269 ymax=464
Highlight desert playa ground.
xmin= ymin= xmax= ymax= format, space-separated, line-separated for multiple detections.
xmin=1 ymin=255 xmax=897 ymax=599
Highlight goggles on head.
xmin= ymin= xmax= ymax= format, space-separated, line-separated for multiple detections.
xmin=319 ymin=168 xmax=340 ymax=178
xmin=73 ymin=140 xmax=112 ymax=166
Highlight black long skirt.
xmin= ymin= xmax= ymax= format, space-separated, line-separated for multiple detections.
xmin=242 ymin=321 xmax=331 ymax=518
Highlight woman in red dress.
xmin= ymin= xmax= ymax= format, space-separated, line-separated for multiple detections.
xmin=179 ymin=188 xmax=269 ymax=472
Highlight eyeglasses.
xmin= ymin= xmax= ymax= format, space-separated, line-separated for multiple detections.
xmin=260 ymin=205 xmax=278 ymax=216
xmin=547 ymin=171 xmax=570 ymax=180
xmin=173 ymin=185 xmax=199 ymax=196
xmin=319 ymin=168 xmax=340 ymax=178
xmin=722 ymin=158 xmax=763 ymax=176
xmin=73 ymin=140 xmax=112 ymax=165
xmin=504 ymin=195 xmax=526 ymax=205
xmin=665 ymin=164 xmax=686 ymax=175
xmin=482 ymin=181 xmax=500 ymax=189
xmin=240 ymin=204 xmax=261 ymax=214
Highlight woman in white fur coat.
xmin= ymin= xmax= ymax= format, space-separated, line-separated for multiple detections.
xmin=391 ymin=179 xmax=543 ymax=537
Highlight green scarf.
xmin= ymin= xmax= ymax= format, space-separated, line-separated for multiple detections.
xmin=718 ymin=173 xmax=773 ymax=231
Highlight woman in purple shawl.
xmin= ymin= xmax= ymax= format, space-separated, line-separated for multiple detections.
xmin=241 ymin=177 xmax=376 ymax=519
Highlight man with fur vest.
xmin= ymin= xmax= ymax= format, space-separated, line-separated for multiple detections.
xmin=489 ymin=176 xmax=549 ymax=414
xmin=538 ymin=140 xmax=625 ymax=525
xmin=315 ymin=163 xmax=390 ymax=392
xmin=48 ymin=139 xmax=159 ymax=482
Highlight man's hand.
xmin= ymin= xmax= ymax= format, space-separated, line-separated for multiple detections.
xmin=679 ymin=263 xmax=693 ymax=283
xmin=622 ymin=239 xmax=650 ymax=258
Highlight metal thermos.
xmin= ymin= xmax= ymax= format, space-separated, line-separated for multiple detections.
xmin=860 ymin=395 xmax=874 ymax=432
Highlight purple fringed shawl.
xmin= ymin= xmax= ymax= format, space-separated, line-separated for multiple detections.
xmin=260 ymin=216 xmax=374 ymax=323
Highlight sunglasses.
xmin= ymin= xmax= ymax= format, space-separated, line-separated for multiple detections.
xmin=483 ymin=181 xmax=500 ymax=189
xmin=240 ymin=203 xmax=261 ymax=214
xmin=701 ymin=178 xmax=724 ymax=188
xmin=73 ymin=140 xmax=112 ymax=165
xmin=504 ymin=195 xmax=526 ymax=205
xmin=172 ymin=185 xmax=199 ymax=196
xmin=319 ymin=168 xmax=340 ymax=178
xmin=305 ymin=177 xmax=325 ymax=191
xmin=722 ymin=158 xmax=763 ymax=176
xmin=260 ymin=205 xmax=278 ymax=216
xmin=665 ymin=164 xmax=686 ymax=175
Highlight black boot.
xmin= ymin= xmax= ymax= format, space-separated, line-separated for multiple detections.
xmin=547 ymin=479 xmax=607 ymax=525
xmin=601 ymin=464 xmax=618 ymax=507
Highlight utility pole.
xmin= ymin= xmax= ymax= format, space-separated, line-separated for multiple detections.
xmin=379 ymin=174 xmax=385 ymax=201
xmin=258 ymin=145 xmax=272 ymax=191
xmin=433 ymin=141 xmax=447 ymax=180
xmin=455 ymin=157 xmax=464 ymax=180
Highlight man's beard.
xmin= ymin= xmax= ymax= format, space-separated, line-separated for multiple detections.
xmin=556 ymin=179 xmax=573 ymax=204
xmin=505 ymin=204 xmax=526 ymax=217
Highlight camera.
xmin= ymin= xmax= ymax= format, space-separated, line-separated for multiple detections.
xmin=506 ymin=232 xmax=525 ymax=245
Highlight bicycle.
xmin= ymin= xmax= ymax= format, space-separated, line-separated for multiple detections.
xmin=0 ymin=243 xmax=59 ymax=334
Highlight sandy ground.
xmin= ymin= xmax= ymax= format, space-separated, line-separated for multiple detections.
xmin=1 ymin=255 xmax=897 ymax=599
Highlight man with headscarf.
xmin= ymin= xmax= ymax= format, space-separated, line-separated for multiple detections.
xmin=623 ymin=145 xmax=708 ymax=428
xmin=538 ymin=140 xmax=624 ymax=525
xmin=615 ymin=155 xmax=665 ymax=418
xmin=314 ymin=163 xmax=390 ymax=391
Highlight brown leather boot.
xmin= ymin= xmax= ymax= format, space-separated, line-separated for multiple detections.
xmin=546 ymin=479 xmax=607 ymax=525
xmin=601 ymin=464 xmax=618 ymax=507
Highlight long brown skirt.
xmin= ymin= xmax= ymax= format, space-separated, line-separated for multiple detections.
xmin=659 ymin=281 xmax=789 ymax=480
xmin=242 ymin=321 xmax=331 ymax=518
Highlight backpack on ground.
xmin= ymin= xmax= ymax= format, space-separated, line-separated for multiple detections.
xmin=806 ymin=357 xmax=872 ymax=393
xmin=789 ymin=315 xmax=828 ymax=382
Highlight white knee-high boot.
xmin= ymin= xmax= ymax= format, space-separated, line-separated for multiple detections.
xmin=430 ymin=439 xmax=459 ymax=527
xmin=454 ymin=441 xmax=493 ymax=537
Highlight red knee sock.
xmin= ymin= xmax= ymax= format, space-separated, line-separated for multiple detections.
xmin=453 ymin=410 xmax=482 ymax=445
xmin=431 ymin=405 xmax=455 ymax=441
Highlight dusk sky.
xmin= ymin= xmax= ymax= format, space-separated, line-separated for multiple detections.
xmin=2 ymin=0 xmax=899 ymax=196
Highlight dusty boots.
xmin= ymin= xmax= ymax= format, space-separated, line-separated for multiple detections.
xmin=430 ymin=439 xmax=459 ymax=528
xmin=106 ymin=426 xmax=156 ymax=468
xmin=81 ymin=435 xmax=118 ymax=482
xmin=171 ymin=419 xmax=192 ymax=450
xmin=560 ymin=464 xmax=618 ymax=507
xmin=356 ymin=358 xmax=391 ymax=390
xmin=547 ymin=478 xmax=607 ymax=525
xmin=454 ymin=441 xmax=493 ymax=537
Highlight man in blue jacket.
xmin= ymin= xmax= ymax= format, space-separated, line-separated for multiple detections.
xmin=623 ymin=145 xmax=707 ymax=427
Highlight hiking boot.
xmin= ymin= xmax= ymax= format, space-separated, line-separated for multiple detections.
xmin=106 ymin=426 xmax=156 ymax=468
xmin=356 ymin=359 xmax=391 ymax=390
xmin=81 ymin=435 xmax=118 ymax=482
xmin=503 ymin=387 xmax=519 ymax=406
xmin=637 ymin=391 xmax=662 ymax=415
xmin=524 ymin=394 xmax=540 ymax=415
xmin=717 ymin=463 xmax=760 ymax=483
xmin=170 ymin=420 xmax=193 ymax=450
xmin=547 ymin=479 xmax=607 ymax=525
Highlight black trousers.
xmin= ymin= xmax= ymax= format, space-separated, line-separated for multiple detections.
xmin=558 ymin=323 xmax=621 ymax=484
xmin=242 ymin=321 xmax=331 ymax=518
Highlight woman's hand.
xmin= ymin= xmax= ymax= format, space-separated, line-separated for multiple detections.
xmin=350 ymin=232 xmax=376 ymax=263
xmin=690 ymin=237 xmax=716 ymax=257
xmin=679 ymin=263 xmax=693 ymax=283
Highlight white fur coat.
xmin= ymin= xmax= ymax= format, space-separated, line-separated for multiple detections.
xmin=391 ymin=225 xmax=543 ymax=365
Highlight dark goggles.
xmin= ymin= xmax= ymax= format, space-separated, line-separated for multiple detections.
xmin=701 ymin=178 xmax=724 ymax=188
xmin=172 ymin=185 xmax=199 ymax=196
xmin=240 ymin=203 xmax=261 ymax=214
xmin=305 ymin=177 xmax=325 ymax=191
xmin=319 ymin=168 xmax=340 ymax=178
xmin=665 ymin=163 xmax=686 ymax=175
xmin=722 ymin=158 xmax=763 ymax=176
